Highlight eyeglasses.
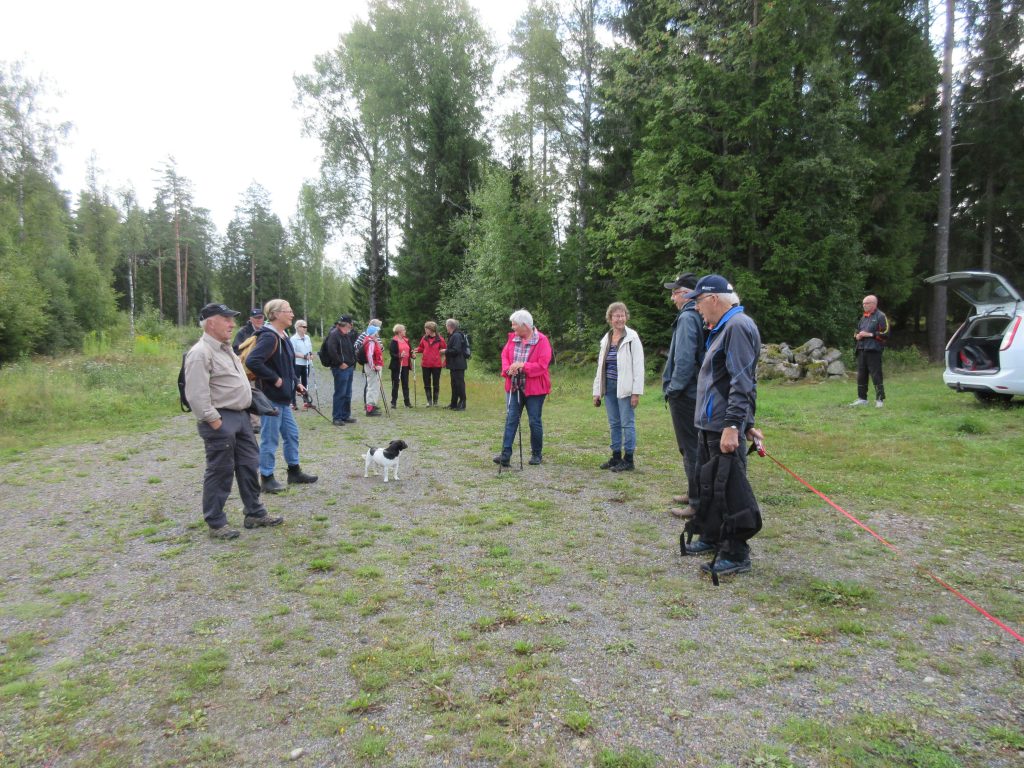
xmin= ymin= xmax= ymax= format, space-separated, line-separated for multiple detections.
xmin=694 ymin=294 xmax=712 ymax=305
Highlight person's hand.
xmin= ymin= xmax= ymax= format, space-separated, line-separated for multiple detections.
xmin=594 ymin=396 xmax=601 ymax=407
xmin=274 ymin=377 xmax=283 ymax=388
xmin=210 ymin=418 xmax=223 ymax=431
xmin=746 ymin=426 xmax=765 ymax=454
xmin=721 ymin=426 xmax=740 ymax=453
xmin=297 ymin=384 xmax=307 ymax=395
xmin=630 ymin=394 xmax=639 ymax=408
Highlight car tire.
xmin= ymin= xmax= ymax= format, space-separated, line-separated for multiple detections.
xmin=973 ymin=391 xmax=1013 ymax=404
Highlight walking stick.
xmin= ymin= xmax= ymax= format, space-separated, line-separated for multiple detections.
xmin=376 ymin=367 xmax=391 ymax=417
xmin=412 ymin=357 xmax=417 ymax=407
xmin=498 ymin=388 xmax=525 ymax=475
xmin=516 ymin=389 xmax=524 ymax=470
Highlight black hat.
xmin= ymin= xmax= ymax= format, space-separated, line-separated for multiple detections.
xmin=250 ymin=307 xmax=264 ymax=317
xmin=335 ymin=315 xmax=353 ymax=325
xmin=664 ymin=272 xmax=698 ymax=291
xmin=200 ymin=303 xmax=240 ymax=320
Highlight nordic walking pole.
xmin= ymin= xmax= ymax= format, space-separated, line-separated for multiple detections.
xmin=376 ymin=366 xmax=391 ymax=417
xmin=412 ymin=357 xmax=417 ymax=407
xmin=516 ymin=389 xmax=524 ymax=470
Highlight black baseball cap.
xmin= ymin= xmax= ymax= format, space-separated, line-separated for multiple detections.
xmin=335 ymin=315 xmax=353 ymax=325
xmin=664 ymin=272 xmax=698 ymax=291
xmin=250 ymin=307 xmax=264 ymax=317
xmin=200 ymin=303 xmax=240 ymax=320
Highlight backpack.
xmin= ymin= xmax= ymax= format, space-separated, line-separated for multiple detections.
xmin=318 ymin=333 xmax=334 ymax=367
xmin=681 ymin=452 xmax=763 ymax=585
xmin=178 ymin=352 xmax=191 ymax=412
xmin=463 ymin=332 xmax=471 ymax=360
xmin=355 ymin=333 xmax=369 ymax=365
xmin=237 ymin=330 xmax=279 ymax=382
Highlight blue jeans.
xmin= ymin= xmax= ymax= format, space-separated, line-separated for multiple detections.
xmin=331 ymin=365 xmax=353 ymax=421
xmin=502 ymin=391 xmax=545 ymax=458
xmin=604 ymin=376 xmax=636 ymax=453
xmin=259 ymin=404 xmax=300 ymax=476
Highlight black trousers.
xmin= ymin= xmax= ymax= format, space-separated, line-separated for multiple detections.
xmin=697 ymin=429 xmax=750 ymax=562
xmin=293 ymin=364 xmax=309 ymax=406
xmin=197 ymin=409 xmax=267 ymax=529
xmin=391 ymin=367 xmax=410 ymax=405
xmin=449 ymin=369 xmax=466 ymax=408
xmin=667 ymin=392 xmax=700 ymax=507
xmin=856 ymin=350 xmax=885 ymax=401
xmin=422 ymin=367 xmax=442 ymax=404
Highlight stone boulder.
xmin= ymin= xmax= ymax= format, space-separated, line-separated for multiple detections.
xmin=758 ymin=338 xmax=847 ymax=381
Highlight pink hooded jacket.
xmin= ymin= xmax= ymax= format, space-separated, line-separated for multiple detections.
xmin=501 ymin=330 xmax=552 ymax=396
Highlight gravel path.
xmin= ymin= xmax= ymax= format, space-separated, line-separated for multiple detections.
xmin=0 ymin=372 xmax=1021 ymax=767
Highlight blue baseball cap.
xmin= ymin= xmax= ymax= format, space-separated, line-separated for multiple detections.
xmin=684 ymin=274 xmax=733 ymax=300
xmin=250 ymin=307 xmax=264 ymax=317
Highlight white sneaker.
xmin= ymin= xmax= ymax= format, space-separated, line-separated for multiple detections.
xmin=875 ymin=400 xmax=884 ymax=408
xmin=850 ymin=399 xmax=869 ymax=406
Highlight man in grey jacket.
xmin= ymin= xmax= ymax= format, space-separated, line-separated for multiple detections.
xmin=184 ymin=303 xmax=283 ymax=540
xmin=662 ymin=273 xmax=704 ymax=519
xmin=684 ymin=275 xmax=764 ymax=576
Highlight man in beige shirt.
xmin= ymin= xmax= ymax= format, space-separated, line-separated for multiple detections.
xmin=184 ymin=303 xmax=283 ymax=540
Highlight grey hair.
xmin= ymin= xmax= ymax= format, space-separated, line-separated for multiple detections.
xmin=509 ymin=309 xmax=533 ymax=328
xmin=445 ymin=318 xmax=459 ymax=331
xmin=718 ymin=291 xmax=740 ymax=306
xmin=199 ymin=317 xmax=209 ymax=330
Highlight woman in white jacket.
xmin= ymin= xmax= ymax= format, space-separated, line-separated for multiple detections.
xmin=593 ymin=302 xmax=645 ymax=471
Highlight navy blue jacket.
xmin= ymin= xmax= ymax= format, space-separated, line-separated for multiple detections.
xmin=695 ymin=307 xmax=760 ymax=433
xmin=663 ymin=302 xmax=705 ymax=399
xmin=246 ymin=327 xmax=297 ymax=404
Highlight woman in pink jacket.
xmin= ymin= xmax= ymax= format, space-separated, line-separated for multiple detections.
xmin=493 ymin=308 xmax=552 ymax=467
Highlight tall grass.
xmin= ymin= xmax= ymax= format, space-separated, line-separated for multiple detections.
xmin=0 ymin=328 xmax=196 ymax=458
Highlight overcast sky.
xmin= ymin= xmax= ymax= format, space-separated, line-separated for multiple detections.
xmin=2 ymin=0 xmax=530 ymax=249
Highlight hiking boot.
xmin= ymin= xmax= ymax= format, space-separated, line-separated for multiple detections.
xmin=333 ymin=419 xmax=346 ymax=426
xmin=669 ymin=506 xmax=697 ymax=519
xmin=366 ymin=407 xmax=381 ymax=417
xmin=701 ymin=557 xmax=751 ymax=576
xmin=528 ymin=455 xmax=542 ymax=465
xmin=875 ymin=400 xmax=884 ymax=408
xmin=672 ymin=494 xmax=689 ymax=505
xmin=405 ymin=401 xmax=413 ymax=408
xmin=391 ymin=401 xmax=397 ymax=408
xmin=244 ymin=514 xmax=284 ymax=529
xmin=261 ymin=474 xmax=286 ymax=494
xmin=287 ymin=465 xmax=318 ymax=484
xmin=611 ymin=454 xmax=634 ymax=472
xmin=208 ymin=525 xmax=239 ymax=540
xmin=493 ymin=453 xmax=511 ymax=467
xmin=344 ymin=418 xmax=357 ymax=424
xmin=684 ymin=539 xmax=716 ymax=555
xmin=850 ymin=398 xmax=868 ymax=406
xmin=600 ymin=451 xmax=622 ymax=470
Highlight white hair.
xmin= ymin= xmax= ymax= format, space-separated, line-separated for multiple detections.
xmin=199 ymin=317 xmax=208 ymax=330
xmin=713 ymin=291 xmax=740 ymax=306
xmin=509 ymin=309 xmax=533 ymax=328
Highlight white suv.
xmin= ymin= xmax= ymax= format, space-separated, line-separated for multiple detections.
xmin=924 ymin=271 xmax=1023 ymax=402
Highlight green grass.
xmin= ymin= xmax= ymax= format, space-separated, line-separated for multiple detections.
xmin=0 ymin=356 xmax=1022 ymax=767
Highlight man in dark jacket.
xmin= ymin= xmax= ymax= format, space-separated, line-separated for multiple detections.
xmin=443 ymin=318 xmax=469 ymax=410
xmin=662 ymin=273 xmax=704 ymax=519
xmin=325 ymin=315 xmax=358 ymax=425
xmin=232 ymin=308 xmax=264 ymax=354
xmin=245 ymin=299 xmax=318 ymax=493
xmin=685 ymin=274 xmax=765 ymax=576
xmin=851 ymin=294 xmax=890 ymax=408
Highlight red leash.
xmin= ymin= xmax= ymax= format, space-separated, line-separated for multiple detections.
xmin=759 ymin=447 xmax=1024 ymax=646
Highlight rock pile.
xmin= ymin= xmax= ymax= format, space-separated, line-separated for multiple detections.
xmin=757 ymin=338 xmax=846 ymax=381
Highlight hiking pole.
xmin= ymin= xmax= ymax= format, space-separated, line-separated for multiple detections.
xmin=412 ymin=358 xmax=417 ymax=407
xmin=498 ymin=389 xmax=513 ymax=475
xmin=516 ymin=389 xmax=524 ymax=470
xmin=376 ymin=368 xmax=391 ymax=417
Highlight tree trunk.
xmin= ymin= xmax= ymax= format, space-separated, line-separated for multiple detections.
xmin=128 ymin=254 xmax=136 ymax=340
xmin=157 ymin=250 xmax=164 ymax=319
xmin=174 ymin=209 xmax=184 ymax=326
xmin=982 ymin=173 xmax=994 ymax=271
xmin=929 ymin=0 xmax=954 ymax=362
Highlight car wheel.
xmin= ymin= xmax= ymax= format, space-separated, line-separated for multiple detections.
xmin=973 ymin=391 xmax=1013 ymax=404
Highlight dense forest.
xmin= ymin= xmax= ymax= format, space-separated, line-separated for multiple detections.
xmin=1 ymin=0 xmax=1022 ymax=367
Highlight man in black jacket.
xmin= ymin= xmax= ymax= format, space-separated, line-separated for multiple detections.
xmin=851 ymin=294 xmax=889 ymax=408
xmin=232 ymin=308 xmax=264 ymax=354
xmin=325 ymin=315 xmax=358 ymax=425
xmin=443 ymin=318 xmax=469 ymax=410
xmin=245 ymin=299 xmax=318 ymax=493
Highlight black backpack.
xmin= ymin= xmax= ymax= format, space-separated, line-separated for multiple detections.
xmin=178 ymin=353 xmax=191 ymax=412
xmin=681 ymin=452 xmax=763 ymax=585
xmin=318 ymin=333 xmax=334 ymax=367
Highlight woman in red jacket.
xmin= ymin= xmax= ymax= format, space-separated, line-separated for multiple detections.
xmin=494 ymin=308 xmax=552 ymax=467
xmin=415 ymin=321 xmax=446 ymax=407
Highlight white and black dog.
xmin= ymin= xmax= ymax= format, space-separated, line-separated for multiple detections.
xmin=363 ymin=440 xmax=408 ymax=483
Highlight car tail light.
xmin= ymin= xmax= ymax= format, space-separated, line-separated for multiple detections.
xmin=1000 ymin=316 xmax=1021 ymax=351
